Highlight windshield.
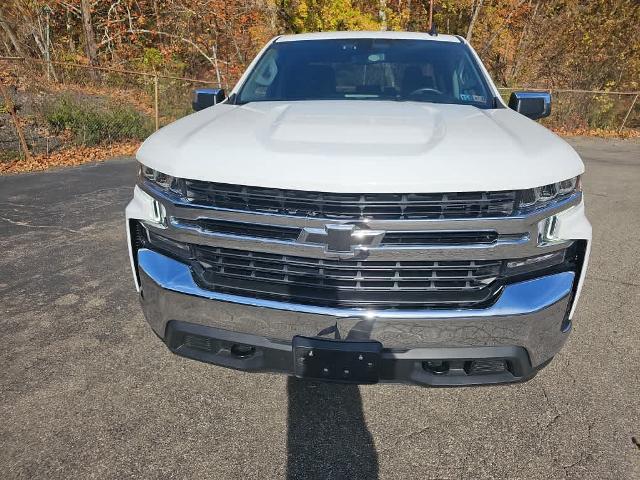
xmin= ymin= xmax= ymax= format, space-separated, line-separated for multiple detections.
xmin=237 ymin=39 xmax=495 ymax=108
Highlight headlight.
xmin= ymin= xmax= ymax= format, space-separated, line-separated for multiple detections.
xmin=518 ymin=176 xmax=581 ymax=212
xmin=505 ymin=249 xmax=566 ymax=276
xmin=502 ymin=242 xmax=583 ymax=285
xmin=139 ymin=164 xmax=183 ymax=195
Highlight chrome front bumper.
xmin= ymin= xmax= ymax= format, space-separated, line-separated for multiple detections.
xmin=138 ymin=248 xmax=574 ymax=372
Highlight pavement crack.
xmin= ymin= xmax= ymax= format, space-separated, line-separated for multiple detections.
xmin=0 ymin=216 xmax=81 ymax=234
xmin=546 ymin=413 xmax=561 ymax=429
xmin=377 ymin=425 xmax=432 ymax=454
xmin=563 ymin=357 xmax=578 ymax=386
xmin=561 ymin=452 xmax=591 ymax=478
xmin=588 ymin=275 xmax=640 ymax=288
xmin=0 ymin=201 xmax=44 ymax=209
xmin=541 ymin=385 xmax=551 ymax=404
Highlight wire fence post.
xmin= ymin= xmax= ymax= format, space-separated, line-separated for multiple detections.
xmin=153 ymin=74 xmax=159 ymax=131
xmin=619 ymin=94 xmax=639 ymax=132
xmin=0 ymin=79 xmax=31 ymax=160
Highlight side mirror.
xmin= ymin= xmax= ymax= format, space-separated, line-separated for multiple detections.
xmin=508 ymin=91 xmax=551 ymax=120
xmin=192 ymin=88 xmax=226 ymax=111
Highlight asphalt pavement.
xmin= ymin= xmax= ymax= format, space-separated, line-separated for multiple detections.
xmin=0 ymin=137 xmax=638 ymax=479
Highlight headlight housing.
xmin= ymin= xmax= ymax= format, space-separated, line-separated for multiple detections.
xmin=139 ymin=164 xmax=183 ymax=195
xmin=518 ymin=176 xmax=581 ymax=212
xmin=504 ymin=249 xmax=566 ymax=276
xmin=503 ymin=242 xmax=581 ymax=283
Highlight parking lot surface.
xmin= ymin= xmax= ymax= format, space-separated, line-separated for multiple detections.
xmin=1 ymin=137 xmax=639 ymax=479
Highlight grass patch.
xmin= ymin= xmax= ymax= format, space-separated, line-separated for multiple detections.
xmin=45 ymin=95 xmax=152 ymax=146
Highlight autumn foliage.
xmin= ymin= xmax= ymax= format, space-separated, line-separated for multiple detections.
xmin=0 ymin=1 xmax=639 ymax=173
xmin=1 ymin=1 xmax=638 ymax=92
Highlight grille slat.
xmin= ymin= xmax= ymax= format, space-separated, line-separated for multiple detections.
xmin=195 ymin=247 xmax=502 ymax=271
xmin=383 ymin=230 xmax=498 ymax=245
xmin=197 ymin=263 xmax=499 ymax=285
xmin=174 ymin=218 xmax=300 ymax=241
xmin=184 ymin=180 xmax=517 ymax=220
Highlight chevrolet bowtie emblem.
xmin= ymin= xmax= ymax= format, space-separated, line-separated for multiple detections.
xmin=297 ymin=224 xmax=385 ymax=257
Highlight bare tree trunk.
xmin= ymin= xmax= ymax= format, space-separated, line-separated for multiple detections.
xmin=0 ymin=10 xmax=26 ymax=57
xmin=211 ymin=42 xmax=222 ymax=88
xmin=428 ymin=0 xmax=434 ymax=30
xmin=80 ymin=0 xmax=99 ymax=79
xmin=153 ymin=0 xmax=161 ymax=29
xmin=0 ymin=81 xmax=31 ymax=161
xmin=66 ymin=6 xmax=76 ymax=51
xmin=466 ymin=0 xmax=483 ymax=42
xmin=379 ymin=0 xmax=387 ymax=31
xmin=31 ymin=30 xmax=46 ymax=57
xmin=510 ymin=0 xmax=540 ymax=81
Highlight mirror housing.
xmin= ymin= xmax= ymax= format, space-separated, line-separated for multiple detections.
xmin=508 ymin=91 xmax=551 ymax=120
xmin=192 ymin=88 xmax=226 ymax=111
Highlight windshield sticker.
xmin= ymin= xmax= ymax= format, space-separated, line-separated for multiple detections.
xmin=460 ymin=94 xmax=487 ymax=103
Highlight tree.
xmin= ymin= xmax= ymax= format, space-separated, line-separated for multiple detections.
xmin=0 ymin=7 xmax=26 ymax=57
xmin=466 ymin=0 xmax=483 ymax=41
xmin=80 ymin=0 xmax=98 ymax=68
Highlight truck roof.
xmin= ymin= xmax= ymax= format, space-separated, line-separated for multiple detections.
xmin=275 ymin=31 xmax=462 ymax=43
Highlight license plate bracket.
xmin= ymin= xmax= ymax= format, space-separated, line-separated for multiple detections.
xmin=292 ymin=336 xmax=382 ymax=384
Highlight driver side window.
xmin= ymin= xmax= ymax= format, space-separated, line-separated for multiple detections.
xmin=241 ymin=50 xmax=279 ymax=102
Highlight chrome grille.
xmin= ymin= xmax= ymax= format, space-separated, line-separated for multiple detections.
xmin=172 ymin=218 xmax=501 ymax=246
xmin=183 ymin=180 xmax=517 ymax=220
xmin=191 ymin=246 xmax=503 ymax=308
xmin=383 ymin=231 xmax=498 ymax=245
xmin=175 ymin=218 xmax=300 ymax=241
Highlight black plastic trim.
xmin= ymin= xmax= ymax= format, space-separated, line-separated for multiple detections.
xmin=162 ymin=321 xmax=547 ymax=387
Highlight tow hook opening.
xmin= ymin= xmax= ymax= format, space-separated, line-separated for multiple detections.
xmin=230 ymin=344 xmax=256 ymax=359
xmin=422 ymin=360 xmax=450 ymax=375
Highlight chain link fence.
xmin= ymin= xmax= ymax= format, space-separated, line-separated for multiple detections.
xmin=0 ymin=57 xmax=217 ymax=165
xmin=498 ymin=87 xmax=640 ymax=133
xmin=1 ymin=57 xmax=638 ymax=169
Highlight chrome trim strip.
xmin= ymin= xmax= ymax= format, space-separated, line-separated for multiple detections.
xmin=137 ymin=248 xmax=574 ymax=319
xmin=149 ymin=220 xmax=561 ymax=260
xmin=139 ymin=183 xmax=579 ymax=260
xmin=142 ymin=181 xmax=581 ymax=233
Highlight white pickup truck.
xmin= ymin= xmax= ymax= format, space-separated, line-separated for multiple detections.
xmin=126 ymin=31 xmax=591 ymax=386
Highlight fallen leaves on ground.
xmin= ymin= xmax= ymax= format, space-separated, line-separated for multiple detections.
xmin=0 ymin=142 xmax=140 ymax=174
xmin=552 ymin=127 xmax=640 ymax=139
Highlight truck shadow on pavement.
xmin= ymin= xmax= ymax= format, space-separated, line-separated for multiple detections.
xmin=286 ymin=377 xmax=379 ymax=479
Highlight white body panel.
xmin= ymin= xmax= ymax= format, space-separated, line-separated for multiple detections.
xmin=129 ymin=31 xmax=591 ymax=318
xmin=137 ymin=100 xmax=584 ymax=193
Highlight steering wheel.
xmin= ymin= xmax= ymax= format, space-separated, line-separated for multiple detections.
xmin=408 ymin=87 xmax=443 ymax=97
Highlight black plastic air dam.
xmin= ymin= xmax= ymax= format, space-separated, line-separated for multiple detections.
xmin=163 ymin=321 xmax=545 ymax=387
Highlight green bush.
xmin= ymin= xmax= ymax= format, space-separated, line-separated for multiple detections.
xmin=45 ymin=96 xmax=152 ymax=145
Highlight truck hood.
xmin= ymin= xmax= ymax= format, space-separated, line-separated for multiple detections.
xmin=137 ymin=100 xmax=584 ymax=193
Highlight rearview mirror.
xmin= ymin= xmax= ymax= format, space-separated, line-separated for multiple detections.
xmin=192 ymin=88 xmax=226 ymax=111
xmin=508 ymin=91 xmax=551 ymax=120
